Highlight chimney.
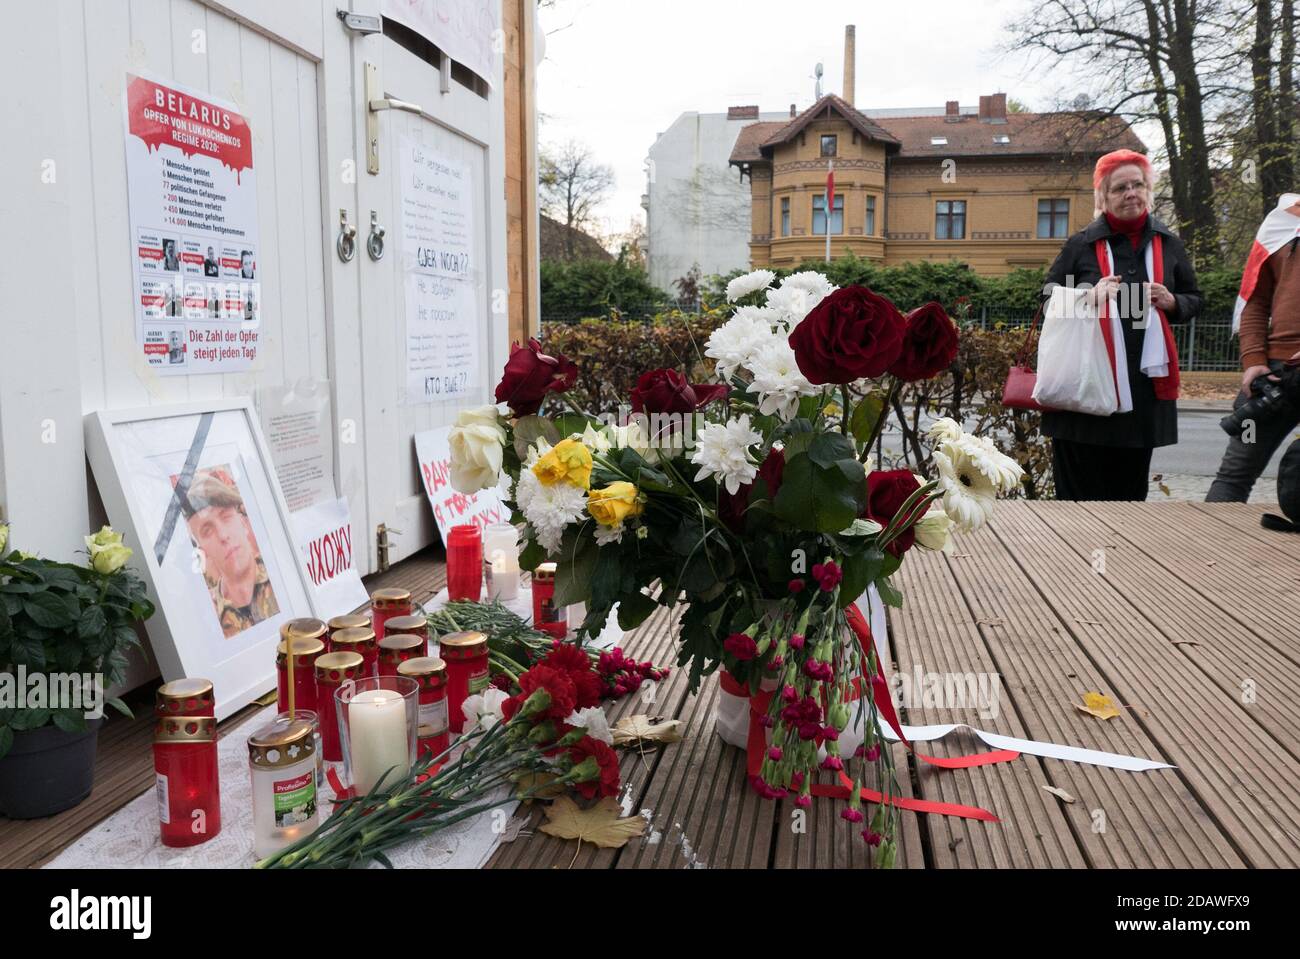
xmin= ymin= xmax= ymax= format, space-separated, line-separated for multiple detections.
xmin=945 ymin=99 xmax=960 ymax=122
xmin=978 ymin=95 xmax=991 ymax=121
xmin=727 ymin=105 xmax=760 ymax=120
xmin=790 ymin=103 xmax=797 ymax=117
xmin=843 ymin=25 xmax=856 ymax=106
xmin=979 ymin=93 xmax=1008 ymax=123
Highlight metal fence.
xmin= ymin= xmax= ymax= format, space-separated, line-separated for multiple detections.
xmin=541 ymin=302 xmax=1241 ymax=373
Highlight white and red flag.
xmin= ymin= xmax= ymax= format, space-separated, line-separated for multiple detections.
xmin=1234 ymin=193 xmax=1300 ymax=333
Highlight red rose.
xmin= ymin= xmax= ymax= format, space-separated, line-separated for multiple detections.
xmin=865 ymin=469 xmax=923 ymax=557
xmin=629 ymin=368 xmax=729 ymax=414
xmin=788 ymin=286 xmax=906 ymax=385
xmin=495 ymin=339 xmax=579 ymax=416
xmin=543 ymin=642 xmax=603 ymax=708
xmin=724 ymin=633 xmax=759 ymax=661
xmin=889 ymin=302 xmax=959 ymax=382
xmin=514 ymin=664 xmax=577 ymax=720
xmin=568 ymin=736 xmax=621 ymax=799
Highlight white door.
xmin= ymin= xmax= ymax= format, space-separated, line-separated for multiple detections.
xmin=348 ymin=10 xmax=508 ymax=569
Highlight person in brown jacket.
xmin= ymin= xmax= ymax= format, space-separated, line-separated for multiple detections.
xmin=1206 ymin=195 xmax=1300 ymax=501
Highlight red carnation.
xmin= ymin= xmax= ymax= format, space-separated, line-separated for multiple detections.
xmin=629 ymin=368 xmax=729 ymax=414
xmin=864 ymin=469 xmax=923 ymax=557
xmin=568 ymin=736 xmax=621 ymax=799
xmin=889 ymin=302 xmax=959 ymax=382
xmin=495 ymin=339 xmax=579 ymax=416
xmin=723 ymin=632 xmax=759 ymax=661
xmin=543 ymin=642 xmax=603 ymax=708
xmin=514 ymin=663 xmax=577 ymax=720
xmin=788 ymin=286 xmax=905 ymax=385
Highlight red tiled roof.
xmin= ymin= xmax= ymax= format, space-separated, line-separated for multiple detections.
xmin=731 ymin=121 xmax=789 ymax=163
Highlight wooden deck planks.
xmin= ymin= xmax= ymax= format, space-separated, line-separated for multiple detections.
xmin=992 ymin=502 xmax=1298 ymax=867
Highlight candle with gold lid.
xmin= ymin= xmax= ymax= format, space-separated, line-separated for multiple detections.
xmin=378 ymin=632 xmax=425 ymax=676
xmin=277 ymin=619 xmax=327 ymax=715
xmin=328 ymin=612 xmax=371 ymax=636
xmin=154 ymin=715 xmax=221 ymax=848
xmin=155 ymin=677 xmax=215 ymax=718
xmin=439 ymin=631 xmax=489 ymax=735
xmin=398 ymin=656 xmax=450 ymax=758
xmin=330 ymin=626 xmax=379 ymax=678
xmin=381 ymin=614 xmax=430 ymax=656
xmin=369 ymin=587 xmax=412 ymax=641
xmin=314 ymin=651 xmax=365 ymax=762
xmin=531 ymin=562 xmax=566 ymax=638
xmin=248 ymin=714 xmax=319 ymax=859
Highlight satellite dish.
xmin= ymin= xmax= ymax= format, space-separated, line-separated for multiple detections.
xmin=814 ymin=62 xmax=824 ymax=99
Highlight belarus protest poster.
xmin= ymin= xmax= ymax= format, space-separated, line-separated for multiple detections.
xmin=124 ymin=72 xmax=261 ymax=375
xmin=414 ymin=426 xmax=509 ymax=545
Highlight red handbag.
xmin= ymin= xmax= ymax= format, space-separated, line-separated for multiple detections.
xmin=1001 ymin=303 xmax=1051 ymax=412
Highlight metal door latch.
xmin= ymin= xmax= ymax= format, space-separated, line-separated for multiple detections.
xmin=365 ymin=62 xmax=423 ymax=174
xmin=336 ymin=10 xmax=382 ymax=35
xmin=376 ymin=523 xmax=402 ymax=573
xmin=336 ymin=209 xmax=356 ymax=262
xmin=366 ymin=211 xmax=386 ymax=261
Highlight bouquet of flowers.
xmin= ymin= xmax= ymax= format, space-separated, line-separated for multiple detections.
xmin=449 ymin=270 xmax=1023 ymax=864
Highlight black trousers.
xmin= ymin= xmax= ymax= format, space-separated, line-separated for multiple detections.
xmin=1051 ymin=439 xmax=1153 ymax=502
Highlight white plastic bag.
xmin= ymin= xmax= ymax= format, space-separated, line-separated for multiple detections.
xmin=1031 ymin=285 xmax=1118 ymax=416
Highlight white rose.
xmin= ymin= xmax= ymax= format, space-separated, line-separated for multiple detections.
xmin=913 ymin=507 xmax=955 ymax=554
xmin=448 ymin=406 xmax=507 ymax=494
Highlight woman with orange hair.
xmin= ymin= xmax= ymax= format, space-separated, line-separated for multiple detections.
xmin=1039 ymin=149 xmax=1203 ymax=501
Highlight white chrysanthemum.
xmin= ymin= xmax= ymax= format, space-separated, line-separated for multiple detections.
xmin=515 ymin=441 xmax=587 ymax=554
xmin=705 ymin=310 xmax=777 ymax=378
xmin=746 ymin=336 xmax=819 ymax=421
xmin=913 ymin=506 xmax=956 ymax=554
xmin=932 ymin=442 xmax=998 ymax=533
xmin=726 ymin=269 xmax=777 ymax=302
xmin=960 ymin=434 xmax=1025 ymax=494
xmin=733 ymin=304 xmax=781 ymax=328
xmin=593 ymin=523 xmax=625 ymax=546
xmin=690 ymin=415 xmax=763 ymax=495
xmin=764 ymin=284 xmax=821 ymax=329
xmin=926 ymin=417 xmax=964 ymax=444
xmin=779 ymin=271 xmax=836 ymax=301
xmin=565 ymin=706 xmax=614 ymax=745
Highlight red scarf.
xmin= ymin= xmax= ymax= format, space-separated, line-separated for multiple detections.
xmin=1105 ymin=211 xmax=1148 ymax=250
xmin=1093 ymin=232 xmax=1181 ymax=402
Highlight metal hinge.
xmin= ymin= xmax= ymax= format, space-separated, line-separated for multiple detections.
xmin=336 ymin=10 xmax=382 ymax=35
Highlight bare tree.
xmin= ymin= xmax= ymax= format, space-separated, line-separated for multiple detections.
xmin=539 ymin=140 xmax=615 ymax=259
xmin=1248 ymin=0 xmax=1296 ymax=212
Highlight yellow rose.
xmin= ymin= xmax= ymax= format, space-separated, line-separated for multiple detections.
xmin=90 ymin=542 xmax=133 ymax=575
xmin=587 ymin=482 xmax=642 ymax=527
xmin=84 ymin=526 xmax=124 ymax=552
xmin=532 ymin=438 xmax=593 ymax=489
xmin=0 ymin=523 xmax=8 ymax=554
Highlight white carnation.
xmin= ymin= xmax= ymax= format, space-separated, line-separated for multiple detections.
xmin=565 ymin=706 xmax=614 ymax=745
xmin=746 ymin=337 xmax=819 ymax=421
xmin=705 ymin=310 xmax=776 ymax=378
xmin=690 ymin=415 xmax=763 ymax=495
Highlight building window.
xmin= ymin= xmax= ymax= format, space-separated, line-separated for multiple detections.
xmin=1037 ymin=198 xmax=1069 ymax=238
xmin=812 ymin=193 xmax=844 ymax=235
xmin=935 ymin=200 xmax=966 ymax=240
xmin=820 ymin=134 xmax=837 ymax=157
xmin=781 ymin=197 xmax=790 ymax=237
xmin=930 ymin=136 xmax=948 ymax=146
xmin=865 ymin=196 xmax=877 ymax=236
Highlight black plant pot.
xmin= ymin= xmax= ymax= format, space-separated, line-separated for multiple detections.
xmin=0 ymin=718 xmax=103 ymax=819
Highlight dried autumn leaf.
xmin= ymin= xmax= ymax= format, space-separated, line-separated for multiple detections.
xmin=612 ymin=715 xmax=684 ymax=747
xmin=538 ymin=796 xmax=646 ymax=849
xmin=1042 ymin=785 xmax=1076 ymax=804
xmin=1073 ymin=691 xmax=1121 ymax=721
xmin=514 ymin=771 xmax=566 ymax=803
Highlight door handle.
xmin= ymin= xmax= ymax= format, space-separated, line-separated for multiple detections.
xmin=367 ymin=211 xmax=386 ymax=261
xmin=365 ymin=61 xmax=424 ymax=175
xmin=336 ymin=209 xmax=357 ymax=262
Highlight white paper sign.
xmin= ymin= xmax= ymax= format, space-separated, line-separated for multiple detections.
xmin=124 ymin=72 xmax=261 ymax=375
xmin=414 ymin=426 xmax=509 ymax=545
xmin=257 ymin=382 xmax=335 ymax=513
xmin=292 ymin=498 xmax=369 ymax=620
xmin=381 ymin=0 xmax=499 ymax=87
xmin=400 ymin=137 xmax=480 ymax=404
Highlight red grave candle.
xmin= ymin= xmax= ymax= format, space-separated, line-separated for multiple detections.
xmin=438 ymin=631 xmax=490 ymax=735
xmin=313 ymin=651 xmax=365 ymax=762
xmin=446 ymin=525 xmax=483 ymax=602
xmin=368 ymin=589 xmax=411 ymax=641
xmin=330 ymin=626 xmax=379 ymax=679
xmin=398 ymin=656 xmax=450 ymax=759
xmin=378 ymin=632 xmax=425 ymax=677
xmin=382 ymin=614 xmax=430 ymax=657
xmin=155 ymin=678 xmax=215 ymax=719
xmin=153 ymin=715 xmax=221 ymax=848
xmin=276 ymin=619 xmax=327 ymax=715
xmin=531 ymin=562 xmax=567 ymax=639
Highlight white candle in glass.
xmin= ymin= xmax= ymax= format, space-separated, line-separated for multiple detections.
xmin=348 ymin=689 xmax=409 ymax=793
xmin=490 ymin=552 xmax=520 ymax=600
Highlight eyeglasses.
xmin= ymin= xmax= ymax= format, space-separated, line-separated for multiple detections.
xmin=1108 ymin=179 xmax=1147 ymax=197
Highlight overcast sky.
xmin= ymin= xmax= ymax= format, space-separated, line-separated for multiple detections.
xmin=536 ymin=0 xmax=1150 ymax=241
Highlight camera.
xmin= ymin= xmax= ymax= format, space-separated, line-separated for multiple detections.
xmin=1220 ymin=364 xmax=1300 ymax=437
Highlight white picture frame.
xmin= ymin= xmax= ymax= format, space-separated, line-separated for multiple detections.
xmin=84 ymin=399 xmax=316 ymax=720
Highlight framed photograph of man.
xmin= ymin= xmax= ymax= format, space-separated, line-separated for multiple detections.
xmin=84 ymin=399 xmax=315 ymax=719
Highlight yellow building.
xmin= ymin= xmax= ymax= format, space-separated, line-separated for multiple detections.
xmin=729 ymin=92 xmax=1145 ymax=275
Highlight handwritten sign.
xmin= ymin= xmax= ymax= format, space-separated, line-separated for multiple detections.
xmin=413 ymin=426 xmax=509 ymax=545
xmin=290 ymin=498 xmax=368 ymax=619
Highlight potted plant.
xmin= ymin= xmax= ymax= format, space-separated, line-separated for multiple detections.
xmin=0 ymin=524 xmax=155 ymax=818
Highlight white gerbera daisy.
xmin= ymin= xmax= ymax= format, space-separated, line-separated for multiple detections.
xmin=961 ymin=434 xmax=1025 ymax=494
xmin=726 ymin=269 xmax=777 ymax=302
xmin=705 ymin=309 xmax=777 ymax=378
xmin=515 ymin=441 xmax=587 ymax=554
xmin=690 ymin=415 xmax=763 ymax=495
xmin=925 ymin=417 xmax=965 ymax=444
xmin=746 ymin=336 xmax=818 ymax=421
xmin=932 ymin=442 xmax=998 ymax=532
